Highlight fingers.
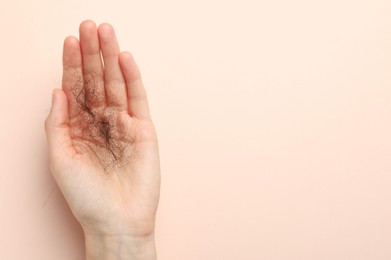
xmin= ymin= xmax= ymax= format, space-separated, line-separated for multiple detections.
xmin=62 ymin=36 xmax=83 ymax=119
xmin=119 ymin=52 xmax=151 ymax=120
xmin=63 ymin=21 xmax=145 ymax=119
xmin=79 ymin=20 xmax=105 ymax=108
xmin=98 ymin=23 xmax=128 ymax=109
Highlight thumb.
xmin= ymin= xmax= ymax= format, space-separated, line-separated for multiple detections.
xmin=45 ymin=88 xmax=73 ymax=157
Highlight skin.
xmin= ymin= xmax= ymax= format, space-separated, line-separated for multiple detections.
xmin=44 ymin=20 xmax=160 ymax=259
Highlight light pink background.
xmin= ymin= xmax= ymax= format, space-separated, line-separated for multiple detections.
xmin=1 ymin=0 xmax=391 ymax=259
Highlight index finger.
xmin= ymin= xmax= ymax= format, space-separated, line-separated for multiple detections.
xmin=62 ymin=36 xmax=83 ymax=119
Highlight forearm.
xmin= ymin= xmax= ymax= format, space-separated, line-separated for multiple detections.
xmin=84 ymin=232 xmax=157 ymax=260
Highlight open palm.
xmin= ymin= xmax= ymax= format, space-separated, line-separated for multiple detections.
xmin=45 ymin=20 xmax=160 ymax=238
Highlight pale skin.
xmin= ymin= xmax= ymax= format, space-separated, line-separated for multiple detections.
xmin=44 ymin=20 xmax=160 ymax=259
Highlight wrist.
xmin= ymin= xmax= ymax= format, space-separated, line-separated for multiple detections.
xmin=84 ymin=231 xmax=157 ymax=260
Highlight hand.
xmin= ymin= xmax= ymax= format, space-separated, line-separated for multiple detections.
xmin=44 ymin=20 xmax=160 ymax=252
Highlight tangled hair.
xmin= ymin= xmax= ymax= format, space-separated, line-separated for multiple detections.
xmin=70 ymin=70 xmax=137 ymax=174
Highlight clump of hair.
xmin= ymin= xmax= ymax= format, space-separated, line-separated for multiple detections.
xmin=69 ymin=70 xmax=136 ymax=174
